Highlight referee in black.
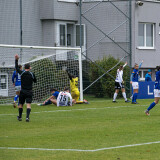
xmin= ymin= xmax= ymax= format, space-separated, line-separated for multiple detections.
xmin=15 ymin=54 xmax=37 ymax=122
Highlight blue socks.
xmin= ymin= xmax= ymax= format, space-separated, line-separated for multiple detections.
xmin=132 ymin=94 xmax=135 ymax=102
xmin=134 ymin=93 xmax=138 ymax=102
xmin=14 ymin=95 xmax=19 ymax=102
xmin=147 ymin=102 xmax=156 ymax=111
xmin=132 ymin=93 xmax=138 ymax=102
xmin=44 ymin=100 xmax=52 ymax=105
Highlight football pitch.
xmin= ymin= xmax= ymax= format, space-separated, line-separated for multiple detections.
xmin=1 ymin=98 xmax=160 ymax=160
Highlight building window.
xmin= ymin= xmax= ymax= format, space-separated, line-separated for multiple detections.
xmin=0 ymin=75 xmax=7 ymax=89
xmin=76 ymin=25 xmax=84 ymax=46
xmin=0 ymin=73 xmax=8 ymax=97
xmin=138 ymin=23 xmax=144 ymax=46
xmin=57 ymin=22 xmax=86 ymax=48
xmin=59 ymin=23 xmax=75 ymax=47
xmin=60 ymin=25 xmax=66 ymax=46
xmin=139 ymin=69 xmax=151 ymax=81
xmin=138 ymin=23 xmax=154 ymax=48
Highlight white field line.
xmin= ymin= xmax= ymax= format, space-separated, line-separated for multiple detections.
xmin=1 ymin=141 xmax=160 ymax=152
xmin=0 ymin=99 xmax=150 ymax=106
xmin=0 ymin=104 xmax=148 ymax=116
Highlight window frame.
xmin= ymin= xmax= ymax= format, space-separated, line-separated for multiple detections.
xmin=57 ymin=21 xmax=75 ymax=47
xmin=59 ymin=24 xmax=66 ymax=46
xmin=139 ymin=69 xmax=151 ymax=81
xmin=0 ymin=73 xmax=8 ymax=97
xmin=137 ymin=23 xmax=155 ymax=50
xmin=56 ymin=21 xmax=86 ymax=48
xmin=75 ymin=24 xmax=86 ymax=47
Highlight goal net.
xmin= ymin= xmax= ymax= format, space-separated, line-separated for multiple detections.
xmin=0 ymin=44 xmax=83 ymax=104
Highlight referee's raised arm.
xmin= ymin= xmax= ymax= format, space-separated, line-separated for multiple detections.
xmin=15 ymin=54 xmax=23 ymax=75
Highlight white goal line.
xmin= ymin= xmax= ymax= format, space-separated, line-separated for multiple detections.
xmin=0 ymin=104 xmax=148 ymax=116
xmin=1 ymin=141 xmax=160 ymax=152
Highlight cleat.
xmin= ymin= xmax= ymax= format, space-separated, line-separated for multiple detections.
xmin=13 ymin=102 xmax=17 ymax=108
xmin=26 ymin=118 xmax=30 ymax=122
xmin=145 ymin=110 xmax=150 ymax=116
xmin=125 ymin=100 xmax=130 ymax=103
xmin=83 ymin=99 xmax=89 ymax=104
xmin=37 ymin=103 xmax=44 ymax=106
xmin=132 ymin=102 xmax=138 ymax=104
xmin=17 ymin=116 xmax=22 ymax=121
xmin=112 ymin=101 xmax=117 ymax=103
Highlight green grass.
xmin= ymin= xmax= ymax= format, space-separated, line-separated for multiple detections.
xmin=1 ymin=98 xmax=160 ymax=160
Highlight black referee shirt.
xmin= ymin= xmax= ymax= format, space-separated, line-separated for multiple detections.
xmin=15 ymin=60 xmax=37 ymax=91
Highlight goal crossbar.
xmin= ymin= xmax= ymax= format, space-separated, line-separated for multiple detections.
xmin=0 ymin=44 xmax=81 ymax=51
xmin=0 ymin=44 xmax=83 ymax=102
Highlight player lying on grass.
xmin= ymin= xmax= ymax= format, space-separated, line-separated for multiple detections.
xmin=145 ymin=66 xmax=160 ymax=116
xmin=57 ymin=87 xmax=76 ymax=107
xmin=113 ymin=62 xmax=130 ymax=103
xmin=66 ymin=69 xmax=89 ymax=104
xmin=15 ymin=54 xmax=37 ymax=122
xmin=37 ymin=88 xmax=59 ymax=106
xmin=12 ymin=64 xmax=22 ymax=108
xmin=130 ymin=60 xmax=143 ymax=104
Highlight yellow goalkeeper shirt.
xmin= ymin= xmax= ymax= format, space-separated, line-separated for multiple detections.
xmin=70 ymin=77 xmax=79 ymax=92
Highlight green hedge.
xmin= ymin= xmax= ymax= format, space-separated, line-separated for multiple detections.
xmin=89 ymin=56 xmax=130 ymax=98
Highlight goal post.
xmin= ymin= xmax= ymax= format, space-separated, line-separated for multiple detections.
xmin=0 ymin=44 xmax=83 ymax=104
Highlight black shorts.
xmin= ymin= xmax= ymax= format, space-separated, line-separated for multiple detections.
xmin=115 ymin=82 xmax=125 ymax=89
xmin=19 ymin=90 xmax=33 ymax=104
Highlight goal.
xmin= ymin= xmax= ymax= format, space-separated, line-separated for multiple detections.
xmin=0 ymin=44 xmax=83 ymax=104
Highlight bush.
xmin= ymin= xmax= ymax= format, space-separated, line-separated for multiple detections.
xmin=89 ymin=56 xmax=130 ymax=98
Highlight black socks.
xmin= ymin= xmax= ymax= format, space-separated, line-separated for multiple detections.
xmin=19 ymin=108 xmax=23 ymax=118
xmin=18 ymin=108 xmax=31 ymax=119
xmin=26 ymin=108 xmax=31 ymax=119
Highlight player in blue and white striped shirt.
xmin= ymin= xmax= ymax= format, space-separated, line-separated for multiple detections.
xmin=12 ymin=65 xmax=22 ymax=108
xmin=145 ymin=66 xmax=160 ymax=116
xmin=130 ymin=60 xmax=143 ymax=104
xmin=57 ymin=88 xmax=73 ymax=107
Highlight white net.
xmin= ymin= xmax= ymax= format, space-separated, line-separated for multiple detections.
xmin=0 ymin=45 xmax=82 ymax=104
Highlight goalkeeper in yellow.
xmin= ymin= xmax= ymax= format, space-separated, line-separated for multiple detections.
xmin=66 ymin=70 xmax=88 ymax=104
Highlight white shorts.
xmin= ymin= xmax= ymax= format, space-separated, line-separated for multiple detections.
xmin=154 ymin=89 xmax=160 ymax=98
xmin=15 ymin=86 xmax=21 ymax=92
xmin=132 ymin=82 xmax=139 ymax=90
